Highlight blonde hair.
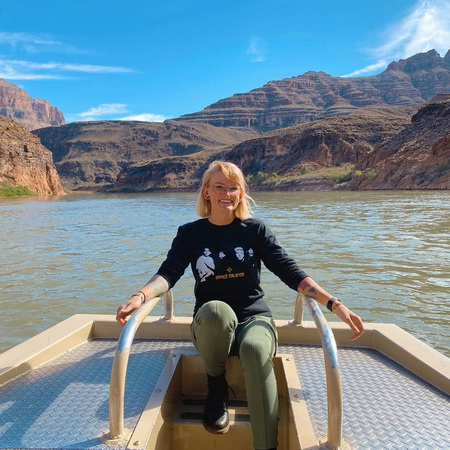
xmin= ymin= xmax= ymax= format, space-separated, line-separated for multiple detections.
xmin=196 ymin=161 xmax=254 ymax=220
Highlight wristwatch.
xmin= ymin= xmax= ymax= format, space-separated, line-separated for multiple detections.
xmin=326 ymin=297 xmax=342 ymax=312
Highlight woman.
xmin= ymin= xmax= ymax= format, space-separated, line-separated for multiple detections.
xmin=116 ymin=161 xmax=364 ymax=450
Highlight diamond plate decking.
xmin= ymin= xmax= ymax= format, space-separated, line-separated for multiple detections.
xmin=281 ymin=344 xmax=450 ymax=449
xmin=0 ymin=339 xmax=448 ymax=449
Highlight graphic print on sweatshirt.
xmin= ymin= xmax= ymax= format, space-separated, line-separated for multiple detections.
xmin=195 ymin=246 xmax=255 ymax=282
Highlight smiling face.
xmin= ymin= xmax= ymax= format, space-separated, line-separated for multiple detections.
xmin=203 ymin=170 xmax=242 ymax=224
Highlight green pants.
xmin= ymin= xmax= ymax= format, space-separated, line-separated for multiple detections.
xmin=191 ymin=300 xmax=278 ymax=450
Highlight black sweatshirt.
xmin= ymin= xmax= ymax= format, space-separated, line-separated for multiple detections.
xmin=157 ymin=217 xmax=308 ymax=322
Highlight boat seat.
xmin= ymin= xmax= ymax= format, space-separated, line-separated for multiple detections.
xmin=143 ymin=353 xmax=304 ymax=450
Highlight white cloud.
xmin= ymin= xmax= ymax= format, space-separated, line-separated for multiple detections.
xmin=0 ymin=32 xmax=61 ymax=46
xmin=53 ymin=63 xmax=131 ymax=73
xmin=78 ymin=103 xmax=129 ymax=118
xmin=0 ymin=69 xmax=62 ymax=80
xmin=246 ymin=37 xmax=267 ymax=63
xmin=343 ymin=0 xmax=450 ymax=77
xmin=0 ymin=32 xmax=82 ymax=54
xmin=341 ymin=60 xmax=389 ymax=78
xmin=119 ymin=113 xmax=169 ymax=122
xmin=68 ymin=107 xmax=169 ymax=123
xmin=0 ymin=59 xmax=132 ymax=80
xmin=0 ymin=59 xmax=62 ymax=79
xmin=0 ymin=32 xmax=132 ymax=80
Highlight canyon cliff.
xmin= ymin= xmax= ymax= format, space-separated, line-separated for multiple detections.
xmin=34 ymin=120 xmax=257 ymax=191
xmin=0 ymin=78 xmax=65 ymax=131
xmin=176 ymin=50 xmax=450 ymax=133
xmin=347 ymin=97 xmax=450 ymax=190
xmin=113 ymin=107 xmax=415 ymax=191
xmin=113 ymin=97 xmax=449 ymax=192
xmin=0 ymin=115 xmax=65 ymax=195
xmin=30 ymin=50 xmax=449 ymax=192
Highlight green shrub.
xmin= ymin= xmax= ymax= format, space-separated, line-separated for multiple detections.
xmin=298 ymin=165 xmax=309 ymax=175
xmin=334 ymin=171 xmax=353 ymax=183
xmin=436 ymin=163 xmax=449 ymax=174
xmin=247 ymin=172 xmax=280 ymax=185
xmin=353 ymin=169 xmax=376 ymax=180
xmin=256 ymin=171 xmax=270 ymax=182
xmin=0 ymin=181 xmax=35 ymax=197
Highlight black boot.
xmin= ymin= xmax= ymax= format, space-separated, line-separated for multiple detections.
xmin=203 ymin=372 xmax=230 ymax=434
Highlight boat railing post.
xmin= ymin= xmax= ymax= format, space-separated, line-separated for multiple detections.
xmin=102 ymin=296 xmax=161 ymax=446
xmin=293 ymin=292 xmax=305 ymax=325
xmin=302 ymin=294 xmax=344 ymax=449
xmin=164 ymin=289 xmax=174 ymax=320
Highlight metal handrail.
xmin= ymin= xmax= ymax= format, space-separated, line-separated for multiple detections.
xmin=104 ymin=290 xmax=173 ymax=444
xmin=295 ymin=293 xmax=343 ymax=448
xmin=105 ymin=291 xmax=343 ymax=447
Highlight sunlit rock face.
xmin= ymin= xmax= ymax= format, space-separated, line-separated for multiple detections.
xmin=176 ymin=50 xmax=450 ymax=133
xmin=0 ymin=115 xmax=65 ymax=195
xmin=0 ymin=78 xmax=65 ymax=131
xmin=348 ymin=97 xmax=450 ymax=190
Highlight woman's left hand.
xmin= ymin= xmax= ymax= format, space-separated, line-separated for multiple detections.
xmin=297 ymin=277 xmax=365 ymax=340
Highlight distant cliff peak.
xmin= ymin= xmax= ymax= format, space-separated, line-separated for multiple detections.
xmin=0 ymin=78 xmax=65 ymax=131
xmin=386 ymin=49 xmax=447 ymax=72
xmin=176 ymin=49 xmax=450 ymax=133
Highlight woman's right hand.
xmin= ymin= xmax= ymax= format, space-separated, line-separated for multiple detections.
xmin=116 ymin=295 xmax=143 ymax=325
xmin=115 ymin=275 xmax=169 ymax=326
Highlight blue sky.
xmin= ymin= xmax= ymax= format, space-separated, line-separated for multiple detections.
xmin=1 ymin=0 xmax=449 ymax=123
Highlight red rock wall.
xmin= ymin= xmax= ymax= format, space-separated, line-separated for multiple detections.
xmin=0 ymin=79 xmax=65 ymax=131
xmin=0 ymin=116 xmax=65 ymax=195
xmin=349 ymin=99 xmax=450 ymax=189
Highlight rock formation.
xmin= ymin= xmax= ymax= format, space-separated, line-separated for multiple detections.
xmin=0 ymin=78 xmax=65 ymax=130
xmin=176 ymin=50 xmax=450 ymax=132
xmin=113 ymin=107 xmax=414 ymax=191
xmin=114 ymin=154 xmax=207 ymax=192
xmin=30 ymin=49 xmax=450 ymax=192
xmin=0 ymin=115 xmax=65 ymax=195
xmin=34 ymin=120 xmax=257 ymax=191
xmin=214 ymin=107 xmax=414 ymax=175
xmin=348 ymin=97 xmax=450 ymax=189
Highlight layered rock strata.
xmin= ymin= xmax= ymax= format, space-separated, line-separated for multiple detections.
xmin=348 ymin=98 xmax=450 ymax=189
xmin=0 ymin=78 xmax=65 ymax=130
xmin=176 ymin=50 xmax=450 ymax=132
xmin=0 ymin=116 xmax=65 ymax=195
xmin=34 ymin=120 xmax=258 ymax=191
xmin=213 ymin=107 xmax=414 ymax=176
xmin=114 ymin=107 xmax=413 ymax=191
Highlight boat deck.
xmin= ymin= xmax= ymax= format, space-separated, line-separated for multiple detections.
xmin=1 ymin=337 xmax=449 ymax=449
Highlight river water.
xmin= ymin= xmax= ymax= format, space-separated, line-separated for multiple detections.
xmin=0 ymin=191 xmax=449 ymax=357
